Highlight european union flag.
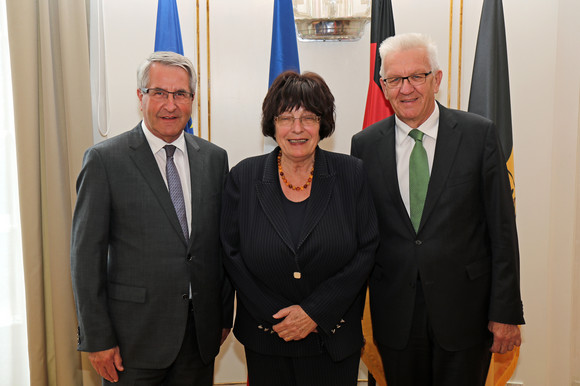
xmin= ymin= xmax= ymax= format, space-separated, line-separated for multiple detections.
xmin=154 ymin=0 xmax=193 ymax=134
xmin=268 ymin=0 xmax=300 ymax=87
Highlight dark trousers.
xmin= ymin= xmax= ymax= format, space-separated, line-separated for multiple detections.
xmin=104 ymin=304 xmax=214 ymax=386
xmin=378 ymin=282 xmax=492 ymax=386
xmin=245 ymin=347 xmax=361 ymax=386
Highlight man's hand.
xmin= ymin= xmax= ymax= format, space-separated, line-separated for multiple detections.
xmin=88 ymin=346 xmax=124 ymax=383
xmin=272 ymin=305 xmax=317 ymax=341
xmin=221 ymin=328 xmax=231 ymax=345
xmin=488 ymin=321 xmax=521 ymax=354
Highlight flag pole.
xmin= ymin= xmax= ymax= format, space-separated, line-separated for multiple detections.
xmin=195 ymin=0 xmax=202 ymax=137
xmin=206 ymin=0 xmax=212 ymax=142
xmin=457 ymin=0 xmax=463 ymax=109
xmin=447 ymin=0 xmax=453 ymax=107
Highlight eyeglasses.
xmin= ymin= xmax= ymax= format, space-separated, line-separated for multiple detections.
xmin=382 ymin=71 xmax=433 ymax=89
xmin=275 ymin=115 xmax=321 ymax=128
xmin=140 ymin=88 xmax=194 ymax=103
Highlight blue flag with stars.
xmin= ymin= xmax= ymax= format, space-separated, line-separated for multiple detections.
xmin=154 ymin=0 xmax=193 ymax=134
xmin=268 ymin=0 xmax=300 ymax=87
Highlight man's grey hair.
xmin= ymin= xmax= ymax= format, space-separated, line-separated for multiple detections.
xmin=378 ymin=33 xmax=440 ymax=78
xmin=137 ymin=51 xmax=197 ymax=93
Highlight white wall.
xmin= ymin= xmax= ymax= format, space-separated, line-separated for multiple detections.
xmin=97 ymin=0 xmax=580 ymax=384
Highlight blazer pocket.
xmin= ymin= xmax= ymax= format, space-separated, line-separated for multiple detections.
xmin=108 ymin=282 xmax=147 ymax=303
xmin=465 ymin=259 xmax=491 ymax=280
xmin=447 ymin=173 xmax=476 ymax=188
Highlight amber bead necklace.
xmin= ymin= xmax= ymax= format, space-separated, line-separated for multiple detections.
xmin=277 ymin=151 xmax=314 ymax=191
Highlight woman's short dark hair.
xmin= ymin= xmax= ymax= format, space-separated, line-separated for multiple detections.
xmin=261 ymin=71 xmax=335 ymax=140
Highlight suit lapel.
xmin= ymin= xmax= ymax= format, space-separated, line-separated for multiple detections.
xmin=128 ymin=126 xmax=189 ymax=246
xmin=185 ymin=134 xmax=202 ymax=249
xmin=255 ymin=149 xmax=296 ymax=253
xmin=420 ymin=104 xmax=461 ymax=231
xmin=377 ymin=121 xmax=416 ymax=234
xmin=298 ymin=148 xmax=334 ymax=250
xmin=255 ymin=147 xmax=336 ymax=253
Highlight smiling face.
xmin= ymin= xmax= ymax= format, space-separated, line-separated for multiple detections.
xmin=381 ymin=47 xmax=443 ymax=128
xmin=275 ymin=106 xmax=320 ymax=163
xmin=138 ymin=62 xmax=193 ymax=143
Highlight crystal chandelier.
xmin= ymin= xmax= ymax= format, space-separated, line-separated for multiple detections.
xmin=293 ymin=0 xmax=371 ymax=41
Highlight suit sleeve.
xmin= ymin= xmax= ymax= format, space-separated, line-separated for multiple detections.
xmin=219 ymin=154 xmax=235 ymax=328
xmin=299 ymin=161 xmax=379 ymax=334
xmin=220 ymin=166 xmax=292 ymax=325
xmin=482 ymin=122 xmax=525 ymax=325
xmin=70 ymin=147 xmax=117 ymax=352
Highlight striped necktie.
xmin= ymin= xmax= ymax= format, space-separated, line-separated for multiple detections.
xmin=164 ymin=145 xmax=189 ymax=242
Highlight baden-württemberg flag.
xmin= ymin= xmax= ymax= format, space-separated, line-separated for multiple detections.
xmin=468 ymin=0 xmax=514 ymax=198
xmin=468 ymin=0 xmax=519 ymax=383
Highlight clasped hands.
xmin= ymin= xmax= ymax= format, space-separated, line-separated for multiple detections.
xmin=272 ymin=305 xmax=318 ymax=342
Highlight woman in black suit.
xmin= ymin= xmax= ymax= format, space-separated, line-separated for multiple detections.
xmin=220 ymin=71 xmax=379 ymax=386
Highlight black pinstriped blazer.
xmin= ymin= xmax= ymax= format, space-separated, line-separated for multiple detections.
xmin=220 ymin=146 xmax=378 ymax=361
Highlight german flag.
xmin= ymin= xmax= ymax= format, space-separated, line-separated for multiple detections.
xmin=362 ymin=0 xmax=395 ymax=130
xmin=361 ymin=2 xmax=395 ymax=385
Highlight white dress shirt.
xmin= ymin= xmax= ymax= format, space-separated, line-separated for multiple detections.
xmin=141 ymin=122 xmax=192 ymax=235
xmin=395 ymin=104 xmax=439 ymax=217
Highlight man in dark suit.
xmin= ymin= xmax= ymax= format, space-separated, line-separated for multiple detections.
xmin=71 ymin=51 xmax=232 ymax=385
xmin=351 ymin=33 xmax=524 ymax=385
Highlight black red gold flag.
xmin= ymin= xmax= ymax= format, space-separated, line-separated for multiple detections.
xmin=362 ymin=0 xmax=395 ymax=129
xmin=361 ymin=3 xmax=395 ymax=385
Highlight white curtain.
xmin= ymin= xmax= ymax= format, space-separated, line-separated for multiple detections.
xmin=574 ymin=89 xmax=580 ymax=384
xmin=0 ymin=1 xmax=30 ymax=385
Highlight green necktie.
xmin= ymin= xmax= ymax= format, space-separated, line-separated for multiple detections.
xmin=409 ymin=129 xmax=429 ymax=232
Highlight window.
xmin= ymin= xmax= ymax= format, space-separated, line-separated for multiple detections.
xmin=0 ymin=1 xmax=30 ymax=384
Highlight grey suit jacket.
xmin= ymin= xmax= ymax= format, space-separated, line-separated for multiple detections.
xmin=351 ymin=103 xmax=524 ymax=351
xmin=71 ymin=124 xmax=233 ymax=368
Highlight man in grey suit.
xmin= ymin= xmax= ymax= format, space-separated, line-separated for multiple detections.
xmin=351 ymin=33 xmax=524 ymax=385
xmin=71 ymin=51 xmax=232 ymax=385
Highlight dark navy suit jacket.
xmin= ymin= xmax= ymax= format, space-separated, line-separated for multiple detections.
xmin=351 ymin=103 xmax=524 ymax=351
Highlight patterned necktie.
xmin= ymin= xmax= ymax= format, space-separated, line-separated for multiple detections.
xmin=164 ymin=145 xmax=189 ymax=242
xmin=408 ymin=129 xmax=429 ymax=232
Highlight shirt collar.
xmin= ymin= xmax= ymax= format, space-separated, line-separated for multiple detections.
xmin=395 ymin=103 xmax=440 ymax=145
xmin=140 ymin=121 xmax=186 ymax=155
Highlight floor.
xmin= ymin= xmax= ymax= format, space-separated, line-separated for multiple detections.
xmin=215 ymin=382 xmax=369 ymax=385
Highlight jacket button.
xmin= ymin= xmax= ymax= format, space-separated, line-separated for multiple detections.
xmin=415 ymin=240 xmax=423 ymax=245
xmin=182 ymin=294 xmax=188 ymax=300
xmin=187 ymin=255 xmax=193 ymax=261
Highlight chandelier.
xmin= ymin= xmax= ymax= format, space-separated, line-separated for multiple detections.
xmin=293 ymin=0 xmax=371 ymax=41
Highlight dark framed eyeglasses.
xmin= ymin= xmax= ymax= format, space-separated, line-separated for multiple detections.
xmin=382 ymin=71 xmax=433 ymax=89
